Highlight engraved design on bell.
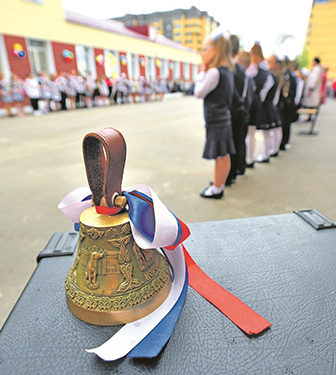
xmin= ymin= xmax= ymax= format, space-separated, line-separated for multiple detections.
xmin=65 ymin=212 xmax=172 ymax=325
xmin=85 ymin=249 xmax=105 ymax=289
xmin=118 ymin=264 xmax=143 ymax=292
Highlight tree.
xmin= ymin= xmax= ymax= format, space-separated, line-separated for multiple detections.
xmin=274 ymin=33 xmax=294 ymax=53
xmin=297 ymin=48 xmax=310 ymax=69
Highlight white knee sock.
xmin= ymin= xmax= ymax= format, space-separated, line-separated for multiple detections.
xmin=246 ymin=126 xmax=256 ymax=164
xmin=272 ymin=127 xmax=283 ymax=154
xmin=263 ymin=130 xmax=272 ymax=160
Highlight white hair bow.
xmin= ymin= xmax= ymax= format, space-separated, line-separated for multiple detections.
xmin=209 ymin=27 xmax=230 ymax=41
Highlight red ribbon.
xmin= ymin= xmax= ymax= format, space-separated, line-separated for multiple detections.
xmin=183 ymin=245 xmax=271 ymax=335
xmin=95 ymin=206 xmax=122 ymax=215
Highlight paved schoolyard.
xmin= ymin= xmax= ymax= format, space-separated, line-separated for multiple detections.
xmin=0 ymin=95 xmax=335 ymax=328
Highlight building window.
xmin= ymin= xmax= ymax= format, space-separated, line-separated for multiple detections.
xmin=76 ymin=45 xmax=90 ymax=76
xmin=183 ymin=63 xmax=190 ymax=80
xmin=174 ymin=24 xmax=182 ymax=29
xmin=174 ymin=32 xmax=182 ymax=36
xmin=104 ymin=50 xmax=119 ymax=78
xmin=129 ymin=53 xmax=137 ymax=80
xmin=147 ymin=56 xmax=155 ymax=79
xmin=28 ymin=39 xmax=48 ymax=74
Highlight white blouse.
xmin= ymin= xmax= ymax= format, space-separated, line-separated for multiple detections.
xmin=194 ymin=68 xmax=220 ymax=99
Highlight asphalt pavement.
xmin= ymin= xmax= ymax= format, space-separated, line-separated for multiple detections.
xmin=0 ymin=95 xmax=335 ymax=328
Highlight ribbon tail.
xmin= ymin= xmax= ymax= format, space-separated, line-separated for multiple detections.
xmin=127 ymin=263 xmax=188 ymax=358
xmin=183 ymin=245 xmax=271 ymax=335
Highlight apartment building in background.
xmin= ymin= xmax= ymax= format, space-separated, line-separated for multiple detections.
xmin=112 ymin=6 xmax=220 ymax=53
xmin=303 ymin=0 xmax=336 ymax=78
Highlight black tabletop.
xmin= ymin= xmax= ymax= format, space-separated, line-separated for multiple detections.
xmin=0 ymin=212 xmax=335 ymax=375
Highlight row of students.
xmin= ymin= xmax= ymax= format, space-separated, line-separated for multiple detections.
xmin=0 ymin=71 xmax=180 ymax=117
xmin=194 ymin=28 xmax=320 ymax=199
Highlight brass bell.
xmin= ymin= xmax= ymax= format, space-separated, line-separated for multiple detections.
xmin=65 ymin=128 xmax=172 ymax=325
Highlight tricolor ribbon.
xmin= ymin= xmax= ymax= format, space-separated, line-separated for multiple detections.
xmin=59 ymin=184 xmax=271 ymax=361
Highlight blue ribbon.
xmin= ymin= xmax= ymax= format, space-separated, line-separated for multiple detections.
xmin=128 ymin=265 xmax=188 ymax=358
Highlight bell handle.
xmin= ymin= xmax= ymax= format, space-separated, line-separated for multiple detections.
xmin=83 ymin=128 xmax=126 ymax=208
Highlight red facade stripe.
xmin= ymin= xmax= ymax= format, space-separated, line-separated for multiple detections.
xmin=119 ymin=52 xmax=128 ymax=77
xmin=52 ymin=42 xmax=77 ymax=73
xmin=94 ymin=48 xmax=105 ymax=78
xmin=139 ymin=55 xmax=146 ymax=77
xmin=4 ymin=35 xmax=31 ymax=79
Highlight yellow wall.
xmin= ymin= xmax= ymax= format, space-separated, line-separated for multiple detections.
xmin=0 ymin=0 xmax=201 ymax=64
xmin=304 ymin=1 xmax=336 ymax=78
xmin=173 ymin=16 xmax=205 ymax=52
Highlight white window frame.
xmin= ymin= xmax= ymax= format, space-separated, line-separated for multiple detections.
xmin=174 ymin=60 xmax=180 ymax=79
xmin=161 ymin=58 xmax=168 ymax=78
xmin=27 ymin=38 xmax=54 ymax=75
xmin=183 ymin=62 xmax=190 ymax=80
xmin=146 ymin=56 xmax=155 ymax=79
xmin=0 ymin=34 xmax=11 ymax=79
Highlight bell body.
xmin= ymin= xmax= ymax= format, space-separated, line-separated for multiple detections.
xmin=65 ymin=207 xmax=171 ymax=325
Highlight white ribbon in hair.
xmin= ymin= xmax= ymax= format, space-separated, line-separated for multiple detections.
xmin=209 ymin=27 xmax=230 ymax=41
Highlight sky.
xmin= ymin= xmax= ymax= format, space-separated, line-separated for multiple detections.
xmin=62 ymin=0 xmax=313 ymax=59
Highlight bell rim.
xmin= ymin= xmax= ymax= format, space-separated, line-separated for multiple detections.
xmin=65 ymin=277 xmax=171 ymax=326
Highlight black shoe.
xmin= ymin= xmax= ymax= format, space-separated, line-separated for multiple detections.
xmin=246 ymin=162 xmax=254 ymax=168
xmin=200 ymin=186 xmax=224 ymax=199
xmin=271 ymin=152 xmax=278 ymax=157
xmin=255 ymin=158 xmax=270 ymax=163
xmin=225 ymin=178 xmax=235 ymax=187
xmin=236 ymin=169 xmax=245 ymax=176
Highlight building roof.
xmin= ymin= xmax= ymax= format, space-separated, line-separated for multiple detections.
xmin=64 ymin=10 xmax=198 ymax=54
xmin=113 ymin=6 xmax=218 ymax=23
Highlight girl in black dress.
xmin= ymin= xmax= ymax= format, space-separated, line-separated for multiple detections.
xmin=194 ymin=28 xmax=235 ymax=199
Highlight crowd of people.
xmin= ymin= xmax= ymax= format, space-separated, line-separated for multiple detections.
xmin=0 ymin=69 xmax=194 ymax=117
xmin=194 ymin=28 xmax=328 ymax=199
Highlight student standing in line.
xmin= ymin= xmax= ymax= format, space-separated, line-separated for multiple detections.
xmin=0 ymin=73 xmax=13 ymax=116
xmin=245 ymin=42 xmax=273 ymax=166
xmin=194 ymin=28 xmax=235 ymax=199
xmin=11 ymin=73 xmax=25 ymax=117
xmin=55 ymin=71 xmax=68 ymax=110
xmin=37 ymin=71 xmax=52 ymax=113
xmin=24 ymin=72 xmax=42 ymax=116
xmin=278 ymin=58 xmax=297 ymax=151
xmin=226 ymin=35 xmax=252 ymax=185
xmin=258 ymin=54 xmax=282 ymax=161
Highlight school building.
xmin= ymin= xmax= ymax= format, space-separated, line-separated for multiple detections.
xmin=0 ymin=0 xmax=202 ymax=81
xmin=303 ymin=0 xmax=336 ymax=78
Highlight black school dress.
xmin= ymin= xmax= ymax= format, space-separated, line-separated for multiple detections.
xmin=261 ymin=73 xmax=281 ymax=130
xmin=249 ymin=67 xmax=268 ymax=128
xmin=203 ymin=66 xmax=236 ymax=160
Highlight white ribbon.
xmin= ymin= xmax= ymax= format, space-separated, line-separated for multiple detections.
xmin=58 ymin=186 xmax=92 ymax=223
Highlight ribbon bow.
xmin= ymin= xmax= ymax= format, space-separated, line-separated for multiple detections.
xmin=59 ymin=184 xmax=271 ymax=361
